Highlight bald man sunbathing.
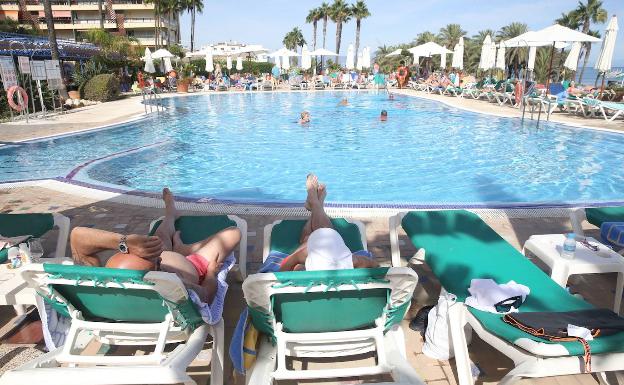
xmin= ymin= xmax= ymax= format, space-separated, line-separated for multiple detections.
xmin=70 ymin=188 xmax=241 ymax=303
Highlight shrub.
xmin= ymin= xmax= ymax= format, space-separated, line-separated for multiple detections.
xmin=83 ymin=74 xmax=120 ymax=102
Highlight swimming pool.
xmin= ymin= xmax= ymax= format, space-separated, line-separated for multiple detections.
xmin=1 ymin=91 xmax=623 ymax=207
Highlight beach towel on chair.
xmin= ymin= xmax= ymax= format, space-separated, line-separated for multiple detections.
xmin=38 ymin=255 xmax=235 ymax=351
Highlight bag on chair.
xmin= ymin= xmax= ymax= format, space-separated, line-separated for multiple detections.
xmin=422 ymin=291 xmax=457 ymax=360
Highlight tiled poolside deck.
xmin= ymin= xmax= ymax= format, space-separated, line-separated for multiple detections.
xmin=0 ymin=185 xmax=621 ymax=385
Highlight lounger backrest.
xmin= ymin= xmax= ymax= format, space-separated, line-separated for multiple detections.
xmin=269 ymin=218 xmax=365 ymax=255
xmin=401 ymin=210 xmax=584 ymax=308
xmin=149 ymin=215 xmax=237 ymax=244
xmin=585 ymin=206 xmax=624 ymax=227
xmin=0 ymin=213 xmax=54 ymax=237
xmin=244 ymin=267 xmax=416 ymax=339
xmin=30 ymin=264 xmax=203 ymax=329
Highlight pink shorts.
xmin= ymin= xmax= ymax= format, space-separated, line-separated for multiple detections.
xmin=186 ymin=253 xmax=209 ymax=284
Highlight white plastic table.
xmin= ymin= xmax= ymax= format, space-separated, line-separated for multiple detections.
xmin=523 ymin=234 xmax=624 ymax=315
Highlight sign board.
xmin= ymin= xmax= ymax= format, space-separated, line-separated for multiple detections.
xmin=47 ymin=78 xmax=64 ymax=90
xmin=0 ymin=57 xmax=18 ymax=90
xmin=44 ymin=59 xmax=62 ymax=80
xmin=18 ymin=56 xmax=30 ymax=74
xmin=30 ymin=61 xmax=47 ymax=80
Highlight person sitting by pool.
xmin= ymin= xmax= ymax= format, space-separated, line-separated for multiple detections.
xmin=299 ymin=111 xmax=311 ymax=124
xmin=69 ymin=188 xmax=241 ymax=304
xmin=338 ymin=97 xmax=349 ymax=106
xmin=380 ymin=110 xmax=388 ymax=121
xmin=279 ymin=174 xmax=378 ymax=272
xmin=567 ymin=81 xmax=584 ymax=97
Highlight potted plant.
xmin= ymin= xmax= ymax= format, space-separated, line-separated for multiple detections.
xmin=177 ymin=64 xmax=194 ymax=93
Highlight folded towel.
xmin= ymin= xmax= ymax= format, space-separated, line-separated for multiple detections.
xmin=188 ymin=253 xmax=235 ymax=325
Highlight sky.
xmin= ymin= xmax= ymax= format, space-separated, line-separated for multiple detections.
xmin=179 ymin=0 xmax=624 ymax=67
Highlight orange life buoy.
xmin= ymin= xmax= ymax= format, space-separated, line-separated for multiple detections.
xmin=7 ymin=86 xmax=28 ymax=112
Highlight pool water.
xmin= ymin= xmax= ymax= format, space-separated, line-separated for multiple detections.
xmin=1 ymin=91 xmax=623 ymax=206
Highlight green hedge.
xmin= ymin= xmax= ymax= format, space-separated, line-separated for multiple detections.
xmin=83 ymin=74 xmax=119 ymax=102
xmin=188 ymin=59 xmax=274 ymax=76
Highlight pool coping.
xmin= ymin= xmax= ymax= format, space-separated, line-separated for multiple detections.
xmin=2 ymin=90 xmax=624 ymax=210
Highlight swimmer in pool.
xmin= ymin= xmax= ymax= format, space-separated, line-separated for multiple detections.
xmin=299 ymin=111 xmax=311 ymax=124
xmin=380 ymin=110 xmax=388 ymax=121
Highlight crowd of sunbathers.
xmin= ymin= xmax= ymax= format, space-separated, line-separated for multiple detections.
xmin=69 ymin=174 xmax=377 ymax=305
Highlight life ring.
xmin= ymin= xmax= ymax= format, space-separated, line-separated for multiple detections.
xmin=7 ymin=86 xmax=28 ymax=112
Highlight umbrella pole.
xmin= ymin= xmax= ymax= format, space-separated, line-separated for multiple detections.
xmin=599 ymin=72 xmax=606 ymax=99
xmin=545 ymin=43 xmax=555 ymax=92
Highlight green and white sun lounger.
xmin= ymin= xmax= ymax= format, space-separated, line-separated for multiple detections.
xmin=0 ymin=213 xmax=70 ymax=261
xmin=243 ymin=267 xmax=421 ymax=384
xmin=261 ymin=217 xmax=367 ymax=260
xmin=390 ymin=210 xmax=624 ymax=385
xmin=570 ymin=207 xmax=624 ymax=238
xmin=150 ymin=215 xmax=248 ymax=278
xmin=242 ymin=217 xmax=423 ymax=384
xmin=0 ymin=263 xmax=221 ymax=385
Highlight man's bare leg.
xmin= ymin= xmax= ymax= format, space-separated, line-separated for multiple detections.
xmin=153 ymin=187 xmax=177 ymax=252
xmin=300 ymin=175 xmax=330 ymax=243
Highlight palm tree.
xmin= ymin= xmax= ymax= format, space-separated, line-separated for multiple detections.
xmin=572 ymin=0 xmax=607 ymax=83
xmin=351 ymin=0 xmax=370 ymax=63
xmin=185 ymin=0 xmax=203 ymax=52
xmin=42 ymin=0 xmax=68 ymax=99
xmin=414 ymin=31 xmax=437 ymax=45
xmin=283 ymin=27 xmax=306 ymax=66
xmin=555 ymin=12 xmax=581 ymax=80
xmin=329 ymin=0 xmax=351 ymax=55
xmin=496 ymin=22 xmax=528 ymax=78
xmin=98 ymin=0 xmax=104 ymax=28
xmin=144 ymin=0 xmax=162 ymax=48
xmin=306 ymin=7 xmax=322 ymax=52
xmin=437 ymin=24 xmax=466 ymax=49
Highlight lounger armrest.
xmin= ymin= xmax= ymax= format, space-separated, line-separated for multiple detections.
xmin=389 ymin=213 xmax=408 ymax=267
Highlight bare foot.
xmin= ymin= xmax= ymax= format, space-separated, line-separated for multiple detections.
xmin=318 ymin=183 xmax=327 ymax=205
xmin=304 ymin=173 xmax=320 ymax=211
xmin=162 ymin=187 xmax=177 ymax=217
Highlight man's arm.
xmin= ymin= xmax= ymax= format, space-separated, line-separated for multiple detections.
xmin=70 ymin=227 xmax=164 ymax=266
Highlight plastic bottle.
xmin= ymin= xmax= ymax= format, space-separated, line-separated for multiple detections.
xmin=561 ymin=233 xmax=576 ymax=259
xmin=7 ymin=247 xmax=21 ymax=269
xmin=18 ymin=243 xmax=32 ymax=264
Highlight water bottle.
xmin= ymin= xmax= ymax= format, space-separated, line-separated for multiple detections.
xmin=561 ymin=233 xmax=576 ymax=259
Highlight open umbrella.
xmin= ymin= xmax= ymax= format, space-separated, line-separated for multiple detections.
xmin=143 ymin=47 xmax=155 ymax=73
xmin=309 ymin=48 xmax=338 ymax=56
xmin=282 ymin=54 xmax=291 ymax=70
xmin=205 ymin=49 xmax=214 ymax=72
xmin=236 ymin=56 xmax=243 ymax=71
xmin=268 ymin=47 xmax=300 ymax=58
xmin=408 ymin=42 xmax=452 ymax=57
xmin=385 ymin=48 xmax=403 ymax=57
xmin=346 ymin=44 xmax=355 ymax=70
xmin=152 ymin=48 xmax=174 ymax=59
xmin=226 ymin=56 xmax=232 ymax=70
xmin=564 ymin=42 xmax=582 ymax=71
xmin=595 ymin=15 xmax=618 ymax=91
xmin=451 ymin=37 xmax=464 ymax=70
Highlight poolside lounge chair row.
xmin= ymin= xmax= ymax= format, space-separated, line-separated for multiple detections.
xmin=407 ymin=77 xmax=624 ymax=122
xmin=3 ymin=206 xmax=624 ymax=385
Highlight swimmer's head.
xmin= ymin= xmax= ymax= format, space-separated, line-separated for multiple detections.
xmin=380 ymin=110 xmax=388 ymax=121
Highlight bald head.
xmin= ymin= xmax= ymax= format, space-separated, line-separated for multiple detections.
xmin=105 ymin=252 xmax=156 ymax=271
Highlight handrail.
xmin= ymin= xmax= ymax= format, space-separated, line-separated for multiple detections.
xmin=141 ymin=88 xmax=163 ymax=114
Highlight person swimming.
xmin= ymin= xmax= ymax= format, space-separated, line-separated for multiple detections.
xmin=388 ymin=93 xmax=395 ymax=100
xmin=338 ymin=97 xmax=348 ymax=106
xmin=299 ymin=111 xmax=311 ymax=124
xmin=380 ymin=110 xmax=388 ymax=121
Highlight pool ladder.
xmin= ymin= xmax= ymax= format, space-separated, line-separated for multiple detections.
xmin=142 ymin=88 xmax=163 ymax=114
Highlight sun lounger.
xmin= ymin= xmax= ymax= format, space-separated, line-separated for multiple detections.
xmin=0 ymin=213 xmax=70 ymax=261
xmin=596 ymin=101 xmax=624 ymax=122
xmin=243 ymin=217 xmax=423 ymax=384
xmin=0 ymin=263 xmax=223 ymax=385
xmin=150 ymin=215 xmax=248 ymax=279
xmin=570 ymin=206 xmax=624 ymax=237
xmin=390 ymin=209 xmax=624 ymax=385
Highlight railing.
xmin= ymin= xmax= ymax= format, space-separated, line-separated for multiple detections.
xmin=142 ymin=88 xmax=163 ymax=114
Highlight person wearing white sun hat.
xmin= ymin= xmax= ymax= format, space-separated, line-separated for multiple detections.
xmin=279 ymin=174 xmax=378 ymax=272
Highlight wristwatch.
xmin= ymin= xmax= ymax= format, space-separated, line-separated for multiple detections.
xmin=118 ymin=235 xmax=129 ymax=254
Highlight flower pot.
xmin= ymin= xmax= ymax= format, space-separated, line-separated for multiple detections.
xmin=177 ymin=83 xmax=190 ymax=93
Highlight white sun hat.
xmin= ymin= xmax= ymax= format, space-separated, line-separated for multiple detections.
xmin=305 ymin=228 xmax=353 ymax=271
